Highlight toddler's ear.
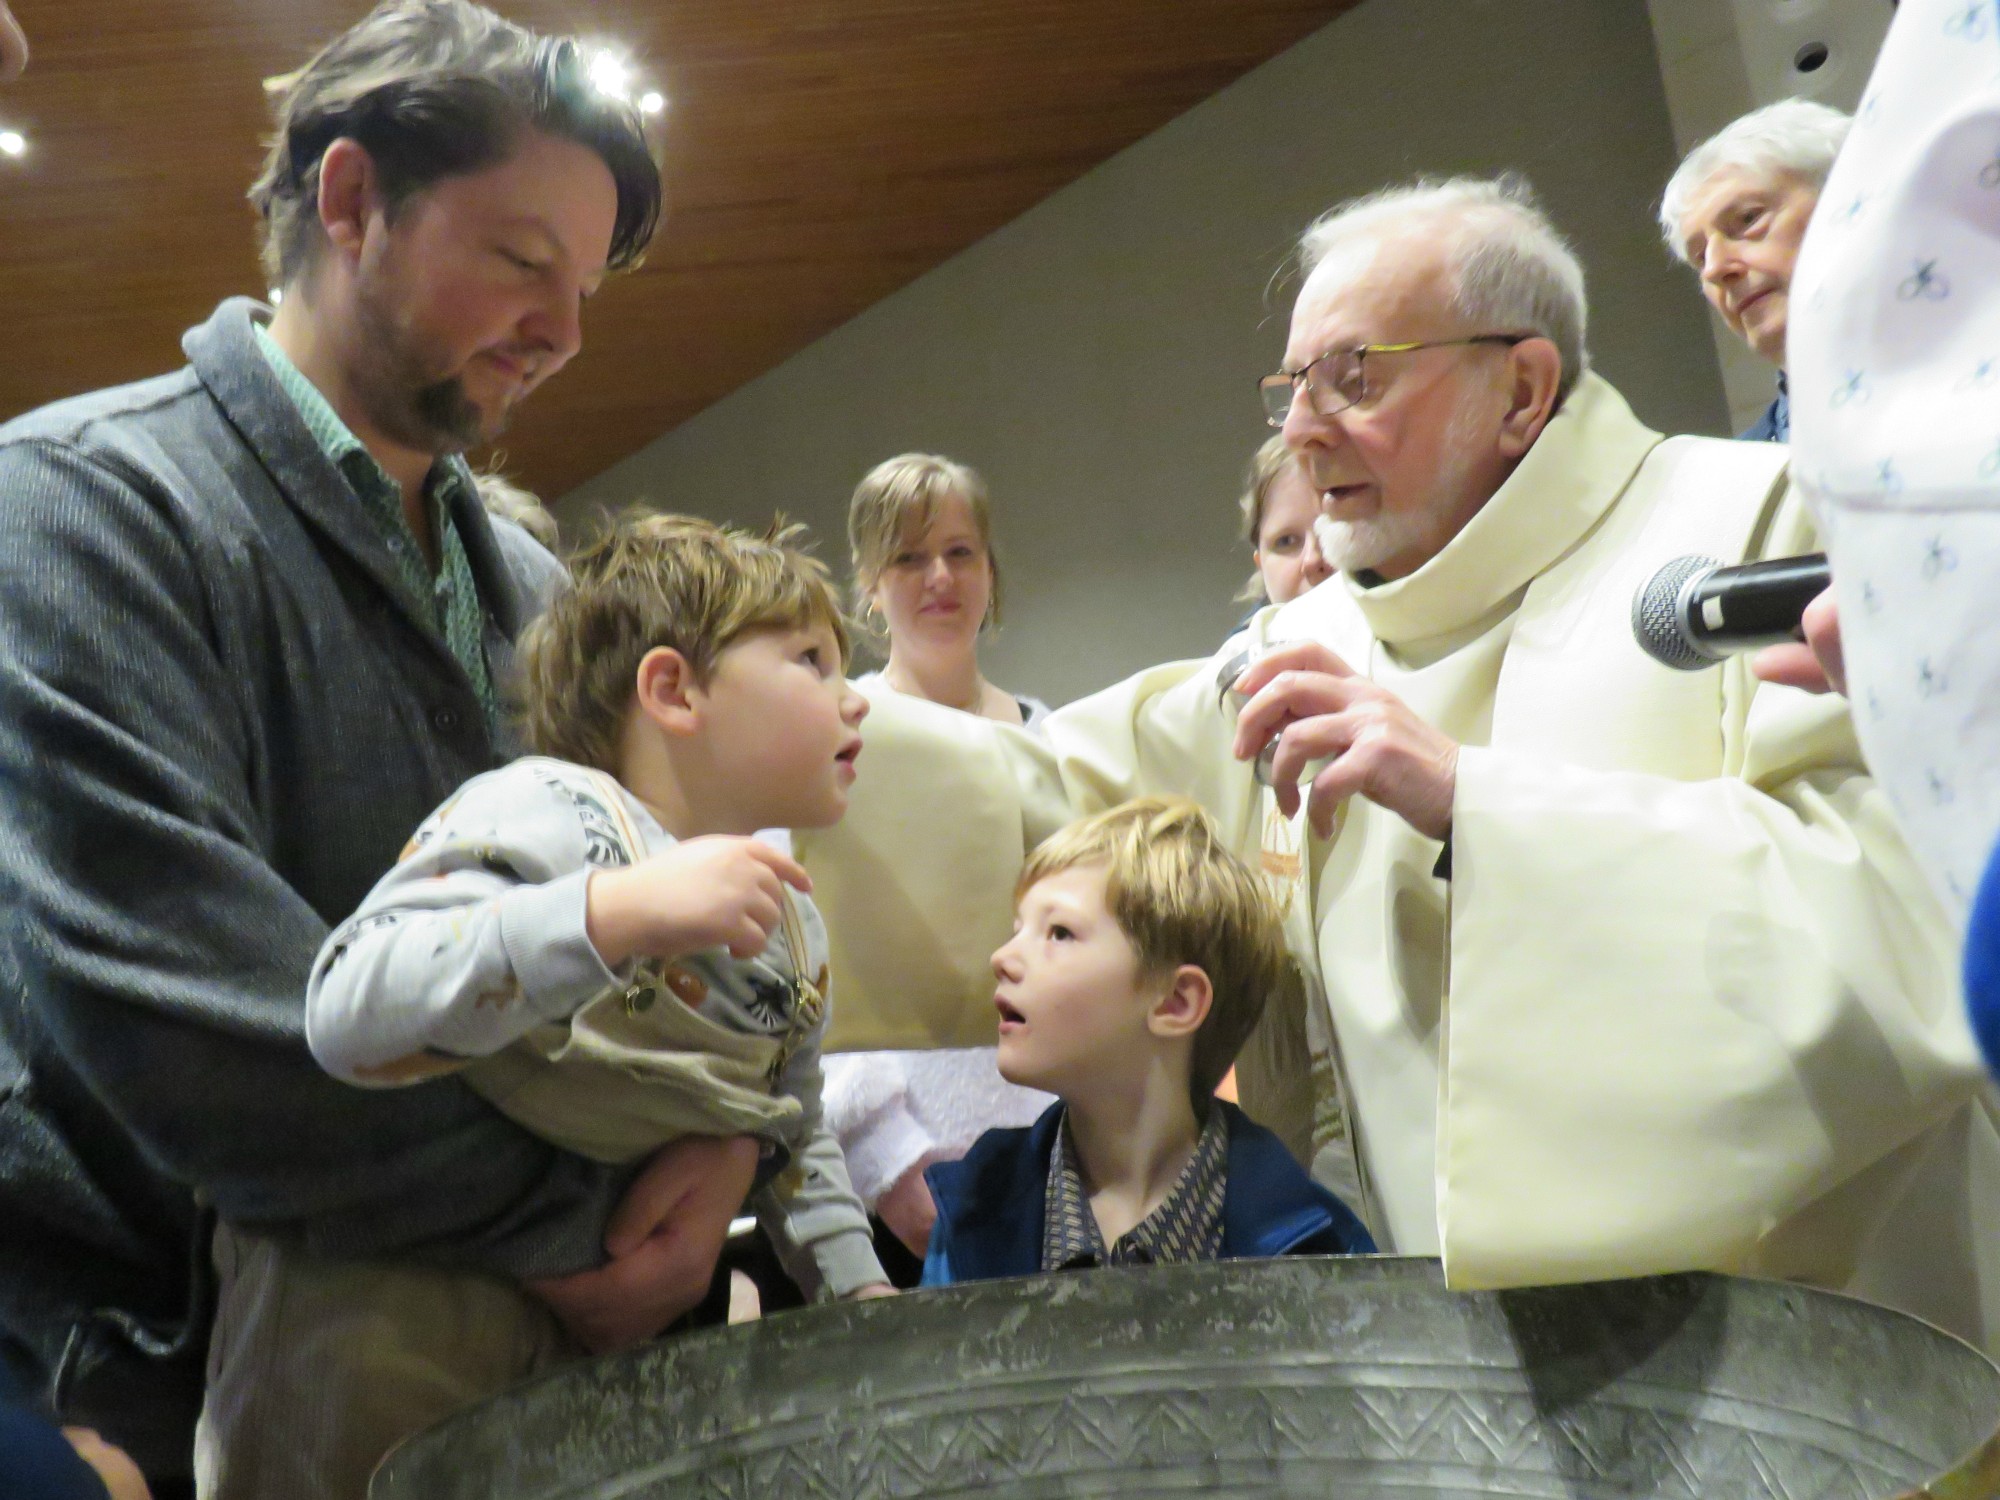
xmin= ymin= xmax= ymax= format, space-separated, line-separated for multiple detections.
xmin=634 ymin=647 xmax=701 ymax=736
xmin=1150 ymin=965 xmax=1212 ymax=1041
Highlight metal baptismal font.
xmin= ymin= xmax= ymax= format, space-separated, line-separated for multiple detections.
xmin=374 ymin=1257 xmax=2000 ymax=1499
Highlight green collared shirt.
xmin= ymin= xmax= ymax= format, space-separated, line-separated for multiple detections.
xmin=253 ymin=324 xmax=496 ymax=732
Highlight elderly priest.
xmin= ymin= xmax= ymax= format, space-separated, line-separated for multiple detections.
xmin=801 ymin=176 xmax=1999 ymax=1353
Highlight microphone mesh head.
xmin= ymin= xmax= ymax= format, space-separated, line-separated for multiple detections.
xmin=1631 ymin=554 xmax=1722 ymax=671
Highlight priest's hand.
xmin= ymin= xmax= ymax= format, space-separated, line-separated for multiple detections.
xmin=1230 ymin=640 xmax=1458 ymax=841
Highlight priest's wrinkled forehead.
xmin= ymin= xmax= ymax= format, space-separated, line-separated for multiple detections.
xmin=1287 ymin=220 xmax=1469 ymax=363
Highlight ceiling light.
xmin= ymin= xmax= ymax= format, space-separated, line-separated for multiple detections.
xmin=639 ymin=90 xmax=665 ymax=116
xmin=0 ymin=130 xmax=26 ymax=158
xmin=269 ymin=288 xmax=284 ymax=307
xmin=587 ymin=49 xmax=632 ymax=102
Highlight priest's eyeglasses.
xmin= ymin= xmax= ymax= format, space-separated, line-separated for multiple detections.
xmin=1259 ymin=334 xmax=1533 ymax=427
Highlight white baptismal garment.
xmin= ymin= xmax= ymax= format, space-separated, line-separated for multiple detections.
xmin=1788 ymin=0 xmax=2000 ymax=920
xmin=818 ymin=373 xmax=2000 ymax=1351
xmin=820 ymin=1047 xmax=1053 ymax=1207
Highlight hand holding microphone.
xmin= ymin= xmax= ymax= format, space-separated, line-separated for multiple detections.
xmin=1631 ymin=552 xmax=1831 ymax=669
xmin=1630 ymin=551 xmax=1843 ymax=693
xmin=1750 ymin=587 xmax=1844 ymax=694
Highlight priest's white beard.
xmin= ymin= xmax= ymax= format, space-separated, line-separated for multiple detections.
xmin=1312 ymin=505 xmax=1434 ymax=577
xmin=1311 ymin=387 xmax=1496 ymax=576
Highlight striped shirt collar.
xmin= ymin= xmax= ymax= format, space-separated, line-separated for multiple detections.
xmin=251 ymin=321 xmax=497 ymax=730
xmin=250 ymin=322 xmax=477 ymax=508
xmin=1041 ymin=1102 xmax=1229 ymax=1271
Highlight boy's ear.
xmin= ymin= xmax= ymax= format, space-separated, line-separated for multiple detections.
xmin=633 ymin=646 xmax=702 ymax=736
xmin=1148 ymin=964 xmax=1212 ymax=1042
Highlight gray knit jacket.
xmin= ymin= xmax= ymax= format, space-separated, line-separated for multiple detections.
xmin=0 ymin=299 xmax=631 ymax=1456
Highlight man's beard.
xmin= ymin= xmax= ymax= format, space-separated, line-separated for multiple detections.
xmin=411 ymin=375 xmax=491 ymax=452
xmin=1311 ymin=385 xmax=1496 ymax=577
xmin=351 ymin=277 xmax=512 ymax=456
xmin=1312 ymin=506 xmax=1436 ymax=577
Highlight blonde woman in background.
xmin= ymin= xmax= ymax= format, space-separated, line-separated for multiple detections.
xmin=1238 ymin=433 xmax=1332 ymax=610
xmin=817 ymin=453 xmax=1052 ymax=1278
xmin=1209 ymin=436 xmax=1331 ymax=1107
xmin=847 ymin=453 xmax=1048 ymax=729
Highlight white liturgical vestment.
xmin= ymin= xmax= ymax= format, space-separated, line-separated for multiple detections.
xmin=804 ymin=375 xmax=2000 ymax=1352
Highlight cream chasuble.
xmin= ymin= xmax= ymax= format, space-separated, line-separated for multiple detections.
xmin=795 ymin=678 xmax=1037 ymax=1053
xmin=801 ymin=375 xmax=2000 ymax=1352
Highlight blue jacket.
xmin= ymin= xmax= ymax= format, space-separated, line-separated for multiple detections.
xmin=1737 ymin=377 xmax=1789 ymax=443
xmin=920 ymin=1101 xmax=1374 ymax=1285
xmin=1965 ymin=835 xmax=2000 ymax=1076
xmin=0 ymin=1362 xmax=110 ymax=1500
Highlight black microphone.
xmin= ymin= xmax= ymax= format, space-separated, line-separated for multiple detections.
xmin=1631 ymin=552 xmax=1831 ymax=671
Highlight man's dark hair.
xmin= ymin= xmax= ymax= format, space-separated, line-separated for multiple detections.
xmin=249 ymin=0 xmax=662 ymax=289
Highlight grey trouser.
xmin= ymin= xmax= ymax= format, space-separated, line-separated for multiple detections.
xmin=194 ymin=1221 xmax=577 ymax=1499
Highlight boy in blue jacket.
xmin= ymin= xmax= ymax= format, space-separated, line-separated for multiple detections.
xmin=922 ymin=798 xmax=1372 ymax=1284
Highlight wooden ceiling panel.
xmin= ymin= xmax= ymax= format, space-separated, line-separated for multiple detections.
xmin=0 ymin=0 xmax=1359 ymax=496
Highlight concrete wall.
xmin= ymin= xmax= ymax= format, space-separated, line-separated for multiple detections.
xmin=560 ymin=0 xmax=1730 ymax=706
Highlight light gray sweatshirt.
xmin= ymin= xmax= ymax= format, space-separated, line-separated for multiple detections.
xmin=307 ymin=756 xmax=885 ymax=1298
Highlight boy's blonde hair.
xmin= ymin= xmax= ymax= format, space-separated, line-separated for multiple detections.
xmin=1018 ymin=797 xmax=1291 ymax=1112
xmin=847 ymin=452 xmax=1004 ymax=635
xmin=518 ymin=513 xmax=849 ymax=774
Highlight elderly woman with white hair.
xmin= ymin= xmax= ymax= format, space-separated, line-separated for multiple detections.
xmin=1660 ymin=98 xmax=1851 ymax=442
